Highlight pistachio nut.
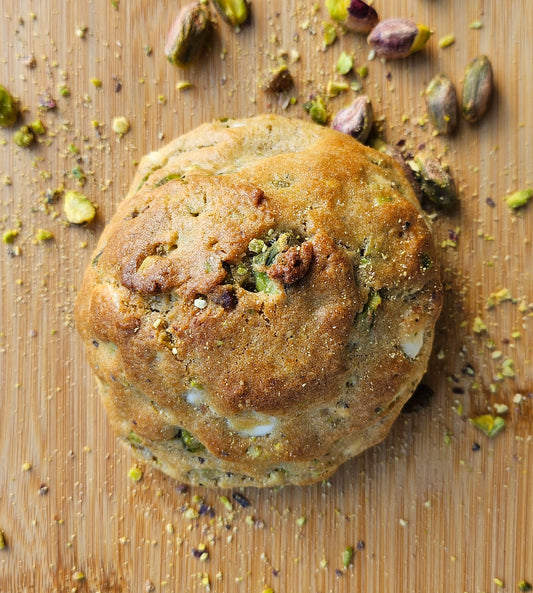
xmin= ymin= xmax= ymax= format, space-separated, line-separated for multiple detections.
xmin=211 ymin=0 xmax=249 ymax=27
xmin=326 ymin=0 xmax=379 ymax=34
xmin=331 ymin=96 xmax=373 ymax=144
xmin=303 ymin=96 xmax=329 ymax=125
xmin=462 ymin=55 xmax=493 ymax=123
xmin=367 ymin=18 xmax=431 ymax=59
xmin=165 ymin=3 xmax=211 ymax=67
xmin=263 ymin=65 xmax=294 ymax=93
xmin=13 ymin=125 xmax=35 ymax=148
xmin=63 ymin=190 xmax=96 ymax=224
xmin=0 ymin=85 xmax=18 ymax=128
xmin=425 ymin=73 xmax=458 ymax=135
xmin=369 ymin=138 xmax=424 ymax=203
xmin=408 ymin=154 xmax=458 ymax=209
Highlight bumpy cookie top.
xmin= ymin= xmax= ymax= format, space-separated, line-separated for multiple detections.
xmin=76 ymin=115 xmax=441 ymax=473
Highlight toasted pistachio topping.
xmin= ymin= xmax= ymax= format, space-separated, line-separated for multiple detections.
xmin=425 ymin=74 xmax=458 ymax=135
xmin=368 ymin=18 xmax=431 ymax=59
xmin=165 ymin=2 xmax=211 ymax=67
xmin=331 ymin=95 xmax=373 ymax=144
xmin=0 ymin=85 xmax=18 ymax=127
xmin=326 ymin=0 xmax=378 ymax=33
xmin=462 ymin=55 xmax=493 ymax=123
xmin=63 ymin=190 xmax=96 ymax=224
xmin=211 ymin=0 xmax=249 ymax=27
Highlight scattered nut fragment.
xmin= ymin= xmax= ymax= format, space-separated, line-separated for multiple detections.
xmin=425 ymin=74 xmax=458 ymax=135
xmin=505 ymin=188 xmax=532 ymax=210
xmin=303 ymin=96 xmax=329 ymax=125
xmin=331 ymin=95 xmax=373 ymax=144
xmin=367 ymin=18 xmax=431 ymax=59
xmin=165 ymin=2 xmax=211 ymax=67
xmin=211 ymin=0 xmax=249 ymax=27
xmin=470 ymin=414 xmax=505 ymax=438
xmin=0 ymin=85 xmax=19 ymax=127
xmin=112 ymin=115 xmax=130 ymax=135
xmin=0 ymin=529 xmax=6 ymax=550
xmin=14 ymin=125 xmax=35 ymax=148
xmin=408 ymin=154 xmax=458 ymax=209
xmin=64 ymin=190 xmax=96 ymax=224
xmin=462 ymin=55 xmax=493 ymax=123
xmin=38 ymin=90 xmax=56 ymax=111
xmin=326 ymin=0 xmax=379 ymax=34
xmin=262 ymin=65 xmax=294 ymax=93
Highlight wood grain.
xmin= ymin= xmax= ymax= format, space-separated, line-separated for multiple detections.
xmin=1 ymin=1 xmax=532 ymax=591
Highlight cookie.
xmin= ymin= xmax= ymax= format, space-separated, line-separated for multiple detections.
xmin=76 ymin=114 xmax=442 ymax=487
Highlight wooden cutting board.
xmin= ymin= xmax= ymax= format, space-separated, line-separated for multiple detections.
xmin=1 ymin=1 xmax=532 ymax=591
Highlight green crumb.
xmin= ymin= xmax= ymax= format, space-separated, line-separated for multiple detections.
xmin=322 ymin=21 xmax=337 ymax=47
xmin=469 ymin=20 xmax=483 ymax=29
xmin=518 ymin=581 xmax=533 ymax=592
xmin=176 ymin=80 xmax=193 ymax=90
xmin=356 ymin=64 xmax=369 ymax=79
xmin=0 ymin=85 xmax=18 ymax=127
xmin=303 ymin=96 xmax=329 ymax=125
xmin=342 ymin=546 xmax=354 ymax=568
xmin=470 ymin=414 xmax=506 ymax=438
xmin=505 ymin=188 xmax=532 ymax=210
xmin=72 ymin=571 xmax=86 ymax=581
xmin=63 ymin=190 xmax=96 ymax=224
xmin=0 ymin=529 xmax=5 ymax=550
xmin=219 ymin=495 xmax=233 ymax=511
xmin=14 ymin=125 xmax=35 ymax=148
xmin=296 ymin=516 xmax=307 ymax=527
xmin=472 ymin=316 xmax=487 ymax=333
xmin=438 ymin=34 xmax=455 ymax=48
xmin=127 ymin=465 xmax=143 ymax=482
xmin=58 ymin=84 xmax=70 ymax=97
xmin=90 ymin=77 xmax=102 ymax=88
xmin=3 ymin=229 xmax=19 ymax=244
xmin=71 ymin=166 xmax=86 ymax=186
xmin=326 ymin=80 xmax=349 ymax=97
xmin=494 ymin=577 xmax=504 ymax=588
xmin=111 ymin=115 xmax=130 ymax=135
xmin=336 ymin=51 xmax=353 ymax=75
xmin=35 ymin=229 xmax=54 ymax=242
xmin=487 ymin=288 xmax=513 ymax=309
xmin=30 ymin=119 xmax=46 ymax=135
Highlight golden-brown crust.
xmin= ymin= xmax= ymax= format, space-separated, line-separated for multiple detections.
xmin=76 ymin=114 xmax=442 ymax=487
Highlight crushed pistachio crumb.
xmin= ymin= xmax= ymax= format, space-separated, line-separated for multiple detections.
xmin=64 ymin=190 xmax=96 ymax=224
xmin=518 ymin=581 xmax=533 ymax=592
xmin=176 ymin=80 xmax=193 ymax=90
xmin=296 ymin=516 xmax=307 ymax=527
xmin=91 ymin=77 xmax=102 ymax=88
xmin=472 ymin=316 xmax=487 ymax=333
xmin=35 ymin=229 xmax=54 ymax=242
xmin=342 ymin=546 xmax=354 ymax=568
xmin=112 ymin=115 xmax=130 ymax=135
xmin=128 ymin=465 xmax=143 ymax=482
xmin=327 ymin=80 xmax=349 ymax=97
xmin=75 ymin=25 xmax=88 ymax=38
xmin=0 ymin=530 xmax=5 ymax=550
xmin=505 ymin=188 xmax=532 ymax=210
xmin=3 ymin=229 xmax=19 ymax=244
xmin=469 ymin=20 xmax=483 ymax=29
xmin=470 ymin=414 xmax=506 ymax=438
xmin=438 ymin=34 xmax=455 ymax=48
xmin=322 ymin=21 xmax=337 ymax=47
xmin=336 ymin=51 xmax=353 ymax=75
xmin=494 ymin=577 xmax=504 ymax=588
xmin=219 ymin=495 xmax=233 ymax=511
xmin=356 ymin=64 xmax=369 ymax=79
xmin=487 ymin=288 xmax=513 ymax=309
xmin=73 ymin=571 xmax=86 ymax=581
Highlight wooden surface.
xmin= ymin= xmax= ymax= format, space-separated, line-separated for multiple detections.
xmin=1 ymin=1 xmax=532 ymax=591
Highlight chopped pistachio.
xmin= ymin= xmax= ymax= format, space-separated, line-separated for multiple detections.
xmin=71 ymin=166 xmax=86 ymax=185
xmin=472 ymin=316 xmax=487 ymax=333
xmin=180 ymin=429 xmax=204 ymax=452
xmin=75 ymin=24 xmax=88 ymax=38
xmin=438 ymin=34 xmax=455 ymax=48
xmin=35 ymin=229 xmax=54 ymax=242
xmin=487 ymin=288 xmax=513 ymax=309
xmin=518 ymin=581 xmax=533 ymax=592
xmin=342 ymin=546 xmax=354 ymax=568
xmin=470 ymin=414 xmax=506 ymax=438
xmin=505 ymin=188 xmax=532 ymax=210
xmin=128 ymin=465 xmax=143 ymax=482
xmin=303 ymin=96 xmax=329 ymax=125
xmin=219 ymin=495 xmax=233 ymax=511
xmin=3 ymin=229 xmax=19 ymax=244
xmin=296 ymin=516 xmax=307 ymax=527
xmin=0 ymin=85 xmax=19 ymax=127
xmin=327 ymin=80 xmax=349 ymax=97
xmin=90 ymin=77 xmax=102 ymax=88
xmin=494 ymin=578 xmax=504 ymax=588
xmin=469 ymin=20 xmax=483 ymax=29
xmin=14 ymin=125 xmax=35 ymax=148
xmin=58 ymin=84 xmax=70 ymax=97
xmin=29 ymin=119 xmax=46 ymax=135
xmin=322 ymin=21 xmax=337 ymax=47
xmin=0 ymin=530 xmax=5 ymax=550
xmin=72 ymin=571 xmax=86 ymax=581
xmin=176 ymin=80 xmax=193 ymax=90
xmin=112 ymin=115 xmax=130 ymax=135
xmin=63 ymin=190 xmax=96 ymax=224
xmin=336 ymin=51 xmax=354 ymax=75
xmin=356 ymin=64 xmax=369 ymax=78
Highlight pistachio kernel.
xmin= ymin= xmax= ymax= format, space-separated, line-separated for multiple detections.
xmin=367 ymin=18 xmax=431 ymax=59
xmin=408 ymin=154 xmax=458 ymax=209
xmin=63 ymin=190 xmax=96 ymax=224
xmin=14 ymin=125 xmax=35 ymax=148
xmin=331 ymin=95 xmax=373 ymax=144
xmin=262 ymin=65 xmax=294 ymax=93
xmin=462 ymin=55 xmax=493 ymax=123
xmin=425 ymin=74 xmax=458 ymax=135
xmin=165 ymin=3 xmax=211 ymax=67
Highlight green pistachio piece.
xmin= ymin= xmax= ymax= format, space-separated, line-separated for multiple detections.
xmin=211 ymin=0 xmax=249 ymax=27
xmin=63 ymin=190 xmax=96 ymax=224
xmin=470 ymin=414 xmax=505 ymax=438
xmin=180 ymin=429 xmax=205 ymax=452
xmin=505 ymin=188 xmax=532 ymax=210
xmin=13 ymin=125 xmax=35 ymax=148
xmin=303 ymin=96 xmax=329 ymax=125
xmin=0 ymin=85 xmax=18 ymax=127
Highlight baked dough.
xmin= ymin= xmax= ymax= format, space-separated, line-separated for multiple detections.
xmin=76 ymin=114 xmax=442 ymax=487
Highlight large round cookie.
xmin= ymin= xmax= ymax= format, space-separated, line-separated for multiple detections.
xmin=76 ymin=114 xmax=442 ymax=487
